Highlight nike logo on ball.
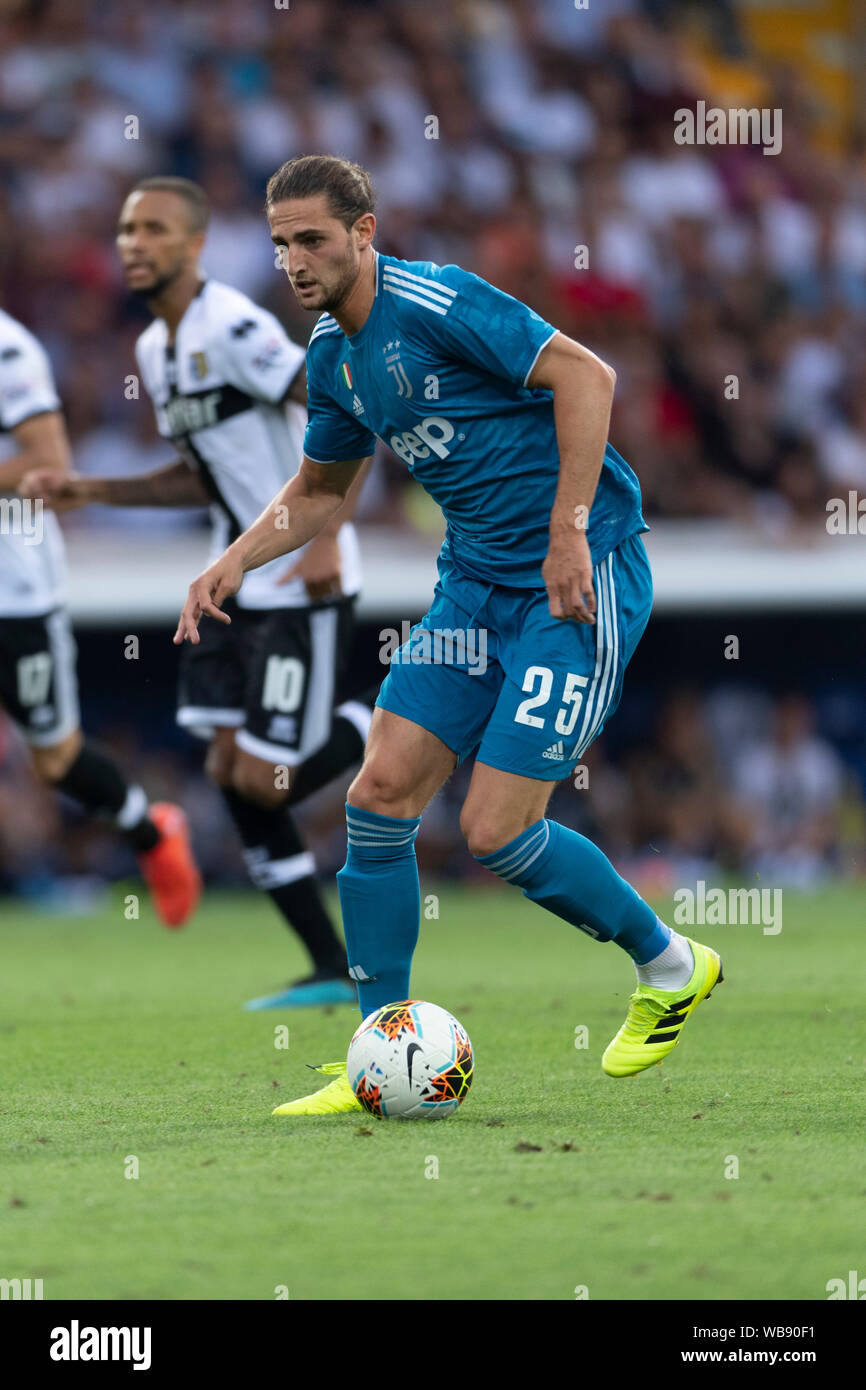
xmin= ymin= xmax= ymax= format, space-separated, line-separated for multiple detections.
xmin=406 ymin=1042 xmax=422 ymax=1088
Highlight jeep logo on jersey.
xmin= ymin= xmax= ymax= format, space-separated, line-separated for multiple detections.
xmin=389 ymin=416 xmax=455 ymax=465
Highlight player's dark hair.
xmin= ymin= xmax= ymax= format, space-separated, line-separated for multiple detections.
xmin=128 ymin=177 xmax=210 ymax=233
xmin=265 ymin=155 xmax=375 ymax=230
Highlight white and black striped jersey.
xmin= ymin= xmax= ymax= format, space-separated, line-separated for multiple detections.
xmin=135 ymin=279 xmax=362 ymax=610
xmin=0 ymin=309 xmax=67 ymax=617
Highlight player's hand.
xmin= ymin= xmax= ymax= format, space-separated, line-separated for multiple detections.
xmin=542 ymin=526 xmax=596 ymax=624
xmin=18 ymin=468 xmax=86 ymax=512
xmin=173 ymin=555 xmax=243 ymax=645
xmin=277 ymin=530 xmax=342 ymax=600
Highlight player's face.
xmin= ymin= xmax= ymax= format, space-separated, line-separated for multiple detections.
xmin=116 ymin=191 xmax=203 ymax=299
xmin=268 ymin=195 xmax=372 ymax=312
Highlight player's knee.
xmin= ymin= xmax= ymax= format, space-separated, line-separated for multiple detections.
xmin=30 ymin=728 xmax=82 ymax=783
xmin=232 ymin=753 xmax=288 ymax=809
xmin=347 ymin=762 xmax=413 ymax=818
xmin=204 ymin=730 xmax=238 ymax=788
xmin=460 ymin=809 xmax=513 ymax=860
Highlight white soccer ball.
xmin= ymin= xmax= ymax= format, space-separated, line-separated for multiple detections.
xmin=347 ymin=999 xmax=474 ymax=1119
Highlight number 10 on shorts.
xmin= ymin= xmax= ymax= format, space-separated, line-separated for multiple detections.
xmin=262 ymin=656 xmax=305 ymax=714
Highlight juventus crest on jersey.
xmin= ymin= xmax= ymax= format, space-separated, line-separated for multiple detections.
xmin=0 ymin=308 xmax=67 ymax=617
xmin=134 ymin=279 xmax=361 ymax=610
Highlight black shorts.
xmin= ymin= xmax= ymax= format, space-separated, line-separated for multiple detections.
xmin=177 ymin=596 xmax=357 ymax=764
xmin=0 ymin=608 xmax=80 ymax=746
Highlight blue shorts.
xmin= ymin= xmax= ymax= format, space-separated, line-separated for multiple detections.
xmin=376 ymin=531 xmax=652 ymax=781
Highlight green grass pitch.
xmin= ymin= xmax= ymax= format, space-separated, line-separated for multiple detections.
xmin=1 ymin=883 xmax=862 ymax=1300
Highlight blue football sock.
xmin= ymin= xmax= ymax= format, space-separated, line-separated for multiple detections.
xmin=337 ymin=803 xmax=422 ymax=1017
xmin=475 ymin=819 xmax=669 ymax=963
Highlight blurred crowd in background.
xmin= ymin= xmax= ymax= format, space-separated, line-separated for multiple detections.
xmin=2 ymin=0 xmax=864 ymax=529
xmin=1 ymin=0 xmax=864 ymax=901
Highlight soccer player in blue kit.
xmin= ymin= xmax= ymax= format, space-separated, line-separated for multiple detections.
xmin=175 ymin=156 xmax=724 ymax=1115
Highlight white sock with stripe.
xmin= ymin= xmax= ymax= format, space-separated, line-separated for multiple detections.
xmin=635 ymin=927 xmax=694 ymax=990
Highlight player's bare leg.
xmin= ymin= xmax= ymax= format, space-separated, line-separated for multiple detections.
xmin=458 ymin=762 xmax=556 ymax=858
xmin=231 ymin=747 xmax=291 ymax=808
xmin=29 ymin=727 xmax=83 ymax=784
xmin=347 ymin=706 xmax=458 ymax=819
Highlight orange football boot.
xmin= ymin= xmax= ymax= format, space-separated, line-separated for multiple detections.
xmin=138 ymin=802 xmax=201 ymax=928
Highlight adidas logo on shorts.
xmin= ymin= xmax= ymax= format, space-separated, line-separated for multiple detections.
xmin=542 ymin=739 xmax=565 ymax=761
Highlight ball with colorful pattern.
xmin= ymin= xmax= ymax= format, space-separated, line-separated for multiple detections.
xmin=347 ymin=999 xmax=474 ymax=1119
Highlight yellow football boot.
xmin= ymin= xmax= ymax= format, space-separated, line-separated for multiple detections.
xmin=272 ymin=1062 xmax=362 ymax=1116
xmin=602 ymin=938 xmax=723 ymax=1078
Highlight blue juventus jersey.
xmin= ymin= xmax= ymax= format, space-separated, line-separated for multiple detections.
xmin=303 ymin=252 xmax=647 ymax=587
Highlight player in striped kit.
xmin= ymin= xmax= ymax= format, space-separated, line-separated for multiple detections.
xmin=25 ymin=178 xmax=375 ymax=1009
xmin=0 ymin=306 xmax=200 ymax=925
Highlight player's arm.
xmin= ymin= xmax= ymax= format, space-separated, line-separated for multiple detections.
xmin=20 ymin=458 xmax=209 ymax=511
xmin=174 ymin=454 xmax=367 ymax=645
xmin=0 ymin=409 xmax=72 ymax=492
xmin=277 ymin=358 xmax=347 ymax=598
xmin=276 ymin=454 xmax=372 ymax=597
xmin=422 ymin=266 xmax=616 ymax=624
xmin=527 ymin=332 xmax=616 ymax=625
xmin=228 ymin=321 xmax=373 ymax=600
xmin=247 ymin=351 xmax=368 ymax=598
xmin=236 ymin=322 xmax=364 ymax=532
xmin=225 ymin=318 xmax=345 ymax=597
